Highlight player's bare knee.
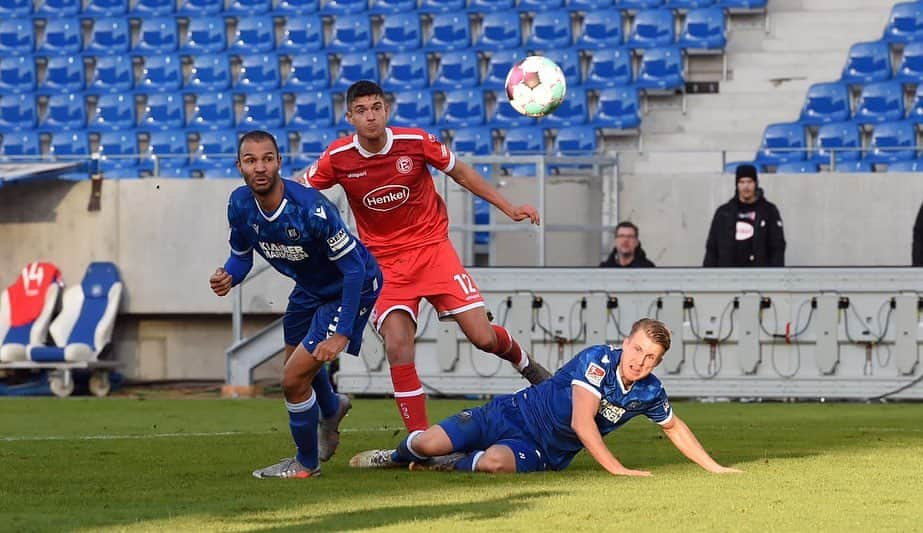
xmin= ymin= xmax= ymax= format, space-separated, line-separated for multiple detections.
xmin=476 ymin=454 xmax=513 ymax=474
xmin=281 ymin=367 xmax=308 ymax=400
xmin=383 ymin=335 xmax=415 ymax=365
xmin=467 ymin=328 xmax=497 ymax=353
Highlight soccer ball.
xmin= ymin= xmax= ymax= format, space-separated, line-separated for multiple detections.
xmin=504 ymin=56 xmax=567 ymax=118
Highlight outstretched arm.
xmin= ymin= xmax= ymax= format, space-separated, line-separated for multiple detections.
xmin=571 ymin=385 xmax=650 ymax=477
xmin=447 ymin=160 xmax=540 ymax=225
xmin=660 ymin=414 xmax=742 ymax=474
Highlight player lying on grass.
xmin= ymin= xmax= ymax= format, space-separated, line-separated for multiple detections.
xmin=351 ymin=318 xmax=742 ymax=476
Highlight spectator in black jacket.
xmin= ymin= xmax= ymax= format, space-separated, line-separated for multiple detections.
xmin=600 ymin=221 xmax=656 ymax=268
xmin=914 ymin=202 xmax=923 ymax=266
xmin=704 ymin=165 xmax=786 ymax=267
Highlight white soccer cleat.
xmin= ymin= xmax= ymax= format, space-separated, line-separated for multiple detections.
xmin=349 ymin=449 xmax=401 ymax=469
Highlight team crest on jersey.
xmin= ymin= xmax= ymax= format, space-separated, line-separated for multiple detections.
xmin=625 ymin=400 xmax=642 ymax=410
xmin=286 ymin=227 xmax=300 ymax=240
xmin=598 ymin=398 xmax=626 ymax=423
xmin=585 ymin=363 xmax=606 ymax=386
xmin=395 ymin=156 xmax=413 ymax=174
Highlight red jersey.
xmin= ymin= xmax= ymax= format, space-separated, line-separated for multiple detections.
xmin=305 ymin=127 xmax=456 ymax=257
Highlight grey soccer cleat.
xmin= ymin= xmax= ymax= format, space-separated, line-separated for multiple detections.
xmin=519 ymin=354 xmax=553 ymax=385
xmin=408 ymin=453 xmax=467 ymax=472
xmin=252 ymin=457 xmax=320 ymax=479
xmin=349 ymin=449 xmax=402 ymax=469
xmin=318 ymin=393 xmax=352 ymax=462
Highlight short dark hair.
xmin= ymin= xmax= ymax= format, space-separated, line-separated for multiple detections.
xmin=346 ymin=80 xmax=386 ymax=109
xmin=237 ymin=130 xmax=279 ymax=162
xmin=615 ymin=221 xmax=639 ymax=238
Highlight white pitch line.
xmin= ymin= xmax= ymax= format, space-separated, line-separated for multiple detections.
xmin=0 ymin=426 xmax=403 ymax=443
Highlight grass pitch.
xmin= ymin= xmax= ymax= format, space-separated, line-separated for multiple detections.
xmin=1 ymin=396 xmax=921 ymax=532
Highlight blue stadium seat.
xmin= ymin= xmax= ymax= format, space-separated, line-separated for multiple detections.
xmin=552 ymin=125 xmax=597 ymax=154
xmin=190 ymin=130 xmax=237 ymax=173
xmin=0 ymin=56 xmax=36 ymax=94
xmin=717 ymin=0 xmax=766 ymax=11
xmin=391 ymin=90 xmax=435 ymax=126
xmin=432 ymin=50 xmax=479 ymax=89
xmin=592 ymin=86 xmax=640 ymax=129
xmin=469 ymin=0 xmax=513 ymax=10
xmin=754 ymin=122 xmax=806 ymax=166
xmin=189 ymin=92 xmax=234 ymax=129
xmin=137 ymin=54 xmax=182 ymax=92
xmin=96 ymin=131 xmax=139 ymax=172
xmin=450 ymin=126 xmax=493 ymax=155
xmin=239 ymin=92 xmax=284 ymax=128
xmin=89 ymin=93 xmax=136 ymax=131
xmin=439 ymin=88 xmax=485 ymax=126
xmin=488 ymin=91 xmax=538 ymax=127
xmin=882 ymin=2 xmax=923 ymax=44
xmin=297 ymin=128 xmax=339 ymax=157
xmin=87 ymin=55 xmax=133 ymax=93
xmin=628 ymin=9 xmax=676 ymax=49
xmin=526 ymin=10 xmax=573 ymax=49
xmin=831 ymin=160 xmax=874 ymax=172
xmin=908 ymin=84 xmax=923 ymax=123
xmin=49 ymin=130 xmax=90 ymax=159
xmin=0 ymin=94 xmax=37 ymax=131
xmin=616 ymin=0 xmax=662 ymax=9
xmin=799 ymin=82 xmax=851 ymax=125
xmin=419 ymin=0 xmax=465 ymax=11
xmin=140 ymin=93 xmax=185 ymax=130
xmin=132 ymin=0 xmax=175 ymax=15
xmin=278 ymin=15 xmax=324 ymax=53
xmin=40 ymin=56 xmax=83 ymax=93
xmin=576 ymin=9 xmax=624 ymax=49
xmin=668 ymin=0 xmax=714 ymax=6
xmin=841 ymin=41 xmax=892 ymax=85
xmin=895 ymin=41 xmax=923 ymax=84
xmin=188 ymin=54 xmax=231 ymax=91
xmin=585 ymin=47 xmax=633 ymax=87
xmin=541 ymin=48 xmax=581 ymax=85
xmin=635 ymin=46 xmax=684 ymax=90
xmin=378 ymin=13 xmax=422 ymax=52
xmin=0 ymin=131 xmax=40 ymax=158
xmin=322 ymin=0 xmax=368 ymax=13
xmin=855 ymin=81 xmax=905 ymax=125
xmin=0 ymin=0 xmax=30 ymax=17
xmin=135 ymin=17 xmax=178 ymax=53
xmin=382 ymin=52 xmax=429 ymax=90
xmin=811 ymin=121 xmax=861 ymax=165
xmin=226 ymin=0 xmax=272 ymax=14
xmin=276 ymin=0 xmax=319 ymax=14
xmin=775 ymin=161 xmax=819 ymax=174
xmin=0 ymin=19 xmax=33 ymax=55
xmin=542 ymin=86 xmax=587 ymax=127
xmin=40 ymin=93 xmax=86 ymax=131
xmin=229 ymin=16 xmax=275 ymax=53
xmin=285 ymin=54 xmax=330 ymax=90
xmin=141 ymin=130 xmax=189 ymax=175
xmin=0 ymin=262 xmax=63 ymax=361
xmin=567 ymin=0 xmax=614 ymax=10
xmin=502 ymin=127 xmax=544 ymax=154
xmin=426 ymin=13 xmax=471 ymax=51
xmin=520 ymin=0 xmax=565 ymax=9
xmin=181 ymin=16 xmax=227 ymax=54
xmin=177 ymin=0 xmax=223 ymax=15
xmin=328 ymin=14 xmax=373 ymax=51
xmin=236 ymin=54 xmax=281 ymax=91
xmin=333 ymin=52 xmax=379 ymax=89
xmin=84 ymin=0 xmax=128 ymax=15
xmin=288 ymin=90 xmax=334 ymax=127
xmin=86 ymin=17 xmax=131 ymax=55
xmin=475 ymin=12 xmax=522 ymax=50
xmin=37 ymin=18 xmax=82 ymax=55
xmin=866 ymin=120 xmax=916 ymax=164
xmin=885 ymin=159 xmax=923 ymax=172
xmin=678 ymin=7 xmax=726 ymax=50
xmin=369 ymin=0 xmax=415 ymax=13
xmin=34 ymin=0 xmax=79 ymax=16
xmin=483 ymin=50 xmax=520 ymax=89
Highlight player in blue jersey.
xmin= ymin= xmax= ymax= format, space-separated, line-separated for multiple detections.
xmin=209 ymin=130 xmax=383 ymax=479
xmin=350 ymin=319 xmax=741 ymax=476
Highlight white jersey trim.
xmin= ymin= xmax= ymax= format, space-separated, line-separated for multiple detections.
xmin=329 ymin=142 xmax=356 ymax=156
xmin=655 ymin=411 xmax=674 ymax=426
xmin=355 ymin=128 xmax=395 ymax=158
xmin=375 ymin=305 xmax=417 ymax=330
xmin=437 ymin=301 xmax=485 ymax=319
xmin=571 ymin=379 xmax=602 ymax=399
xmin=329 ymin=240 xmax=357 ymax=261
xmin=442 ymin=151 xmax=456 ymax=173
xmin=393 ymin=387 xmax=425 ymax=398
xmin=255 ymin=197 xmax=288 ymax=222
xmin=615 ymin=364 xmax=633 ymax=394
xmin=231 ymin=246 xmax=252 ymax=256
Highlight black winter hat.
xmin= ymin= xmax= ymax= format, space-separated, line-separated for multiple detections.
xmin=735 ymin=164 xmax=758 ymax=184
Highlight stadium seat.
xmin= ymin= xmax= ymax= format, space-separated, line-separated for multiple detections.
xmin=190 ymin=130 xmax=237 ymax=172
xmin=585 ymin=48 xmax=633 ymax=87
xmin=377 ymin=13 xmax=422 ymax=52
xmin=431 ymin=50 xmax=479 ymax=89
xmin=189 ymin=92 xmax=234 ymax=129
xmin=390 ymin=90 xmax=435 ymax=126
xmin=382 ymin=52 xmax=429 ymax=91
xmin=176 ymin=0 xmax=223 ymax=14
xmin=841 ymin=41 xmax=892 ymax=85
xmin=502 ymin=127 xmax=544 ymax=154
xmin=239 ymin=92 xmax=284 ymax=128
xmin=284 ymin=54 xmax=330 ymax=91
xmin=754 ymin=122 xmax=806 ymax=166
xmin=908 ymin=84 xmax=923 ymax=123
xmin=542 ymin=48 xmax=582 ymax=85
xmin=369 ymin=0 xmax=415 ymax=13
xmin=475 ymin=12 xmax=522 ymax=50
xmin=799 ymin=82 xmax=851 ymax=125
xmin=40 ymin=56 xmax=83 ymax=93
xmin=882 ymin=2 xmax=923 ymax=44
xmin=519 ymin=0 xmax=565 ymax=9
xmin=37 ymin=18 xmax=82 ymax=55
xmin=811 ymin=121 xmax=862 ymax=166
xmin=226 ymin=0 xmax=272 ymax=14
xmin=552 ymin=125 xmax=597 ymax=154
xmin=229 ymin=16 xmax=276 ymax=54
xmin=450 ymin=126 xmax=493 ymax=155
xmin=884 ymin=159 xmax=923 ymax=172
xmin=717 ymin=0 xmax=766 ymax=11
xmin=488 ymin=91 xmax=538 ymax=128
xmin=439 ymin=88 xmax=485 ymax=126
xmin=276 ymin=0 xmax=319 ymax=14
xmin=297 ymin=127 xmax=339 ymax=157
xmin=0 ymin=19 xmax=32 ymax=55
xmin=95 ymin=131 xmax=139 ymax=172
xmin=666 ymin=0 xmax=714 ymax=8
xmin=526 ymin=10 xmax=573 ymax=49
xmin=135 ymin=17 xmax=179 ymax=53
xmin=87 ymin=55 xmax=133 ymax=93
xmin=483 ymin=50 xmax=520 ymax=89
xmin=140 ymin=92 xmax=186 ymax=130
xmin=236 ymin=54 xmax=281 ymax=92
xmin=27 ymin=263 xmax=122 ymax=363
xmin=895 ymin=41 xmax=923 ymax=85
xmin=678 ymin=7 xmax=726 ymax=50
xmin=180 ymin=16 xmax=227 ymax=54
xmin=40 ymin=93 xmax=87 ymax=131
xmin=278 ymin=15 xmax=324 ymax=53
xmin=0 ymin=94 xmax=37 ymax=131
xmin=0 ymin=263 xmax=62 ymax=363
xmin=49 ymin=130 xmax=90 ymax=159
xmin=0 ymin=131 xmax=40 ymax=158
xmin=333 ymin=52 xmax=379 ymax=89
xmin=322 ymin=0 xmax=368 ymax=13
xmin=419 ymin=0 xmax=464 ymax=11
xmin=866 ymin=120 xmax=917 ymax=164
xmin=592 ymin=86 xmax=641 ymax=129
xmin=831 ymin=160 xmax=874 ymax=172
xmin=0 ymin=0 xmax=30 ymax=17
xmin=854 ymin=81 xmax=905 ymax=125
xmin=89 ymin=93 xmax=136 ymax=131
xmin=34 ymin=0 xmax=79 ymax=16
xmin=426 ymin=13 xmax=471 ymax=51
xmin=86 ymin=17 xmax=131 ymax=55
xmin=468 ymin=0 xmax=513 ymax=10
xmin=188 ymin=54 xmax=232 ymax=91
xmin=0 ymin=56 xmax=36 ymax=94
xmin=576 ymin=9 xmax=624 ymax=49
xmin=328 ymin=14 xmax=373 ymax=51
xmin=84 ymin=0 xmax=128 ymax=15
xmin=567 ymin=0 xmax=615 ymax=10
xmin=628 ymin=9 xmax=676 ymax=49
xmin=137 ymin=54 xmax=182 ymax=92
xmin=635 ymin=46 xmax=685 ymax=90
xmin=775 ymin=161 xmax=819 ymax=174
xmin=141 ymin=130 xmax=189 ymax=175
xmin=288 ymin=90 xmax=335 ymax=127
xmin=542 ymin=86 xmax=587 ymax=127
xmin=616 ymin=0 xmax=663 ymax=9
xmin=132 ymin=0 xmax=175 ymax=15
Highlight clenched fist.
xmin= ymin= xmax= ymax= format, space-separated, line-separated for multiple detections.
xmin=209 ymin=267 xmax=233 ymax=297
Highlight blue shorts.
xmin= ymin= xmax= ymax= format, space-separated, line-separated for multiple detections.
xmin=438 ymin=395 xmax=550 ymax=473
xmin=282 ymin=275 xmax=382 ymax=355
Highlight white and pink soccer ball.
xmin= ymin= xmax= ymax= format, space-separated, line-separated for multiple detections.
xmin=504 ymin=56 xmax=567 ymax=118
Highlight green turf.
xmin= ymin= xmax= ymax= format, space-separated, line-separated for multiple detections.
xmin=1 ymin=398 xmax=921 ymax=532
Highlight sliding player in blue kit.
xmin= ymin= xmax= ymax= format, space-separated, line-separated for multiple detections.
xmin=210 ymin=130 xmax=382 ymax=479
xmin=351 ymin=319 xmax=741 ymax=476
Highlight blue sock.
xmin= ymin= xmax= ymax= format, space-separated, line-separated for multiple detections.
xmin=286 ymin=393 xmax=320 ymax=470
xmin=391 ymin=430 xmax=426 ymax=464
xmin=312 ymin=365 xmax=338 ymax=419
xmin=454 ymin=451 xmax=484 ymax=472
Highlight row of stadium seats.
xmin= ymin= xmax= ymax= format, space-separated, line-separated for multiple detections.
xmin=841 ymin=40 xmax=923 ymax=86
xmin=0 ymin=0 xmax=767 ymax=18
xmin=0 ymin=8 xmax=725 ymax=55
xmin=800 ymin=82 xmax=923 ymax=126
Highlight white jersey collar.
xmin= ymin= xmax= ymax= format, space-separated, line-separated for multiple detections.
xmin=354 ymin=128 xmax=394 ymax=158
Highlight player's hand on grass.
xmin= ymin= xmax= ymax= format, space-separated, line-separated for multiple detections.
xmin=313 ymin=333 xmax=349 ymax=362
xmin=710 ymin=466 xmax=743 ymax=474
xmin=612 ymin=467 xmax=652 ymax=477
xmin=507 ymin=204 xmax=541 ymax=225
xmin=210 ymin=268 xmax=233 ymax=297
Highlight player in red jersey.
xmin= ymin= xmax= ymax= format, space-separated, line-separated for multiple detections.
xmin=302 ymin=80 xmax=552 ymax=433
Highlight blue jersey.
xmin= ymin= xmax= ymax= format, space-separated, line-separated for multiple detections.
xmin=224 ymin=179 xmax=380 ymax=337
xmin=514 ymin=344 xmax=673 ymax=470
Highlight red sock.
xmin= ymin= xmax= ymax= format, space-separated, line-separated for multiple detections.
xmin=490 ymin=325 xmax=525 ymax=367
xmin=390 ymin=363 xmax=429 ymax=432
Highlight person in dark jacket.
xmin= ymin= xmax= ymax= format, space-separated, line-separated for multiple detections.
xmin=600 ymin=221 xmax=656 ymax=268
xmin=703 ymin=165 xmax=786 ymax=267
xmin=913 ymin=202 xmax=923 ymax=266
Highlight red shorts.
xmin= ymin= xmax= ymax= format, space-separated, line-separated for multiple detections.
xmin=370 ymin=240 xmax=485 ymax=330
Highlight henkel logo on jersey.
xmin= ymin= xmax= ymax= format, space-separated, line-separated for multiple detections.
xmin=363 ymin=184 xmax=410 ymax=212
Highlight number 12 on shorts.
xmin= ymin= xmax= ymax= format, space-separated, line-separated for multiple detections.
xmin=453 ymin=273 xmax=478 ymax=295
